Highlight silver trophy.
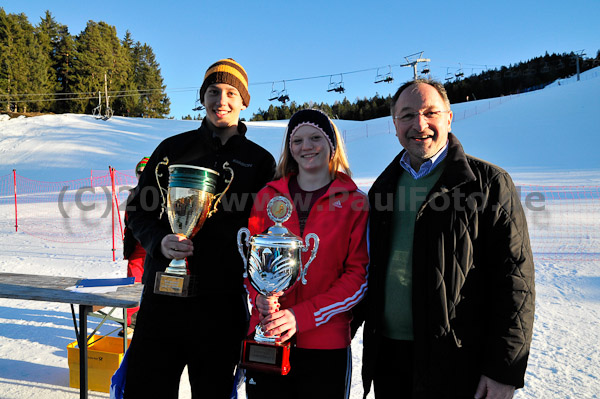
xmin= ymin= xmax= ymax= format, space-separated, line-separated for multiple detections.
xmin=153 ymin=157 xmax=233 ymax=296
xmin=237 ymin=196 xmax=319 ymax=374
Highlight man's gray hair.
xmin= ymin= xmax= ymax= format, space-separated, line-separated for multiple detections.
xmin=390 ymin=79 xmax=451 ymax=115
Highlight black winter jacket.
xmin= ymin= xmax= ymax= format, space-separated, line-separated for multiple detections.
xmin=126 ymin=119 xmax=276 ymax=296
xmin=353 ymin=133 xmax=535 ymax=398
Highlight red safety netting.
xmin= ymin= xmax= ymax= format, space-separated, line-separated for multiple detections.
xmin=0 ymin=169 xmax=137 ymax=260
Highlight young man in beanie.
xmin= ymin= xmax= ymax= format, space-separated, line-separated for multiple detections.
xmin=124 ymin=59 xmax=275 ymax=398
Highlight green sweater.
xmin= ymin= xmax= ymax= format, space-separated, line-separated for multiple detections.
xmin=382 ymin=160 xmax=445 ymax=340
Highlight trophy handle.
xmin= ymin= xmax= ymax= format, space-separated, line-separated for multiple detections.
xmin=155 ymin=157 xmax=169 ymax=220
xmin=237 ymin=227 xmax=251 ymax=278
xmin=208 ymin=161 xmax=235 ymax=218
xmin=301 ymin=233 xmax=319 ymax=285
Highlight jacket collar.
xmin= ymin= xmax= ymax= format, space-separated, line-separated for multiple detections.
xmin=372 ymin=132 xmax=476 ymax=195
xmin=199 ymin=118 xmax=248 ymax=149
xmin=439 ymin=132 xmax=477 ymax=189
xmin=266 ymin=172 xmax=358 ymax=198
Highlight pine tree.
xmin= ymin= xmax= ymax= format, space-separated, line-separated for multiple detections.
xmin=37 ymin=11 xmax=75 ymax=113
xmin=115 ymin=31 xmax=138 ymax=116
xmin=70 ymin=21 xmax=130 ymax=114
xmin=0 ymin=9 xmax=52 ymax=113
xmin=130 ymin=41 xmax=170 ymax=117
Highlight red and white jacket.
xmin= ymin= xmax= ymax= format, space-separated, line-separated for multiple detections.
xmin=244 ymin=172 xmax=369 ymax=350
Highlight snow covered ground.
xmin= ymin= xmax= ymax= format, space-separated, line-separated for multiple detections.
xmin=1 ymin=68 xmax=599 ymax=398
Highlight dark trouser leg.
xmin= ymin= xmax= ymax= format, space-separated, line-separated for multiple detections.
xmin=124 ymin=291 xmax=246 ymax=399
xmin=373 ymin=338 xmax=414 ymax=399
xmin=246 ymin=346 xmax=351 ymax=399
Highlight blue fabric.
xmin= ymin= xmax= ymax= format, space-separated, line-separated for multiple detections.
xmin=230 ymin=366 xmax=245 ymax=399
xmin=399 ymin=141 xmax=449 ymax=179
xmin=110 ymin=348 xmax=130 ymax=399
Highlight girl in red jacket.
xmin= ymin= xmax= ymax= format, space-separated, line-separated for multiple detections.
xmin=244 ymin=109 xmax=369 ymax=399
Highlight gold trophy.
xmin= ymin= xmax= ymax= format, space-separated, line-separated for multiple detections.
xmin=154 ymin=157 xmax=233 ymax=297
xmin=237 ymin=196 xmax=319 ymax=374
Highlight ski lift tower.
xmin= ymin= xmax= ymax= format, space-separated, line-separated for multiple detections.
xmin=574 ymin=49 xmax=586 ymax=81
xmin=400 ymin=51 xmax=431 ymax=80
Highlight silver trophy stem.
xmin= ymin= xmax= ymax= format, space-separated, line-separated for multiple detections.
xmin=237 ymin=228 xmax=251 ymax=278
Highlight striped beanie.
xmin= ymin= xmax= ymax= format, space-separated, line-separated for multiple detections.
xmin=136 ymin=157 xmax=149 ymax=173
xmin=287 ymin=109 xmax=337 ymax=159
xmin=199 ymin=58 xmax=250 ymax=107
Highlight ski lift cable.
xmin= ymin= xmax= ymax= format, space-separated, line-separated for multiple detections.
xmin=3 ymin=56 xmax=512 ymax=105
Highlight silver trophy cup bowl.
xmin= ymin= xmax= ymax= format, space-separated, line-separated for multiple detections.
xmin=237 ymin=196 xmax=319 ymax=343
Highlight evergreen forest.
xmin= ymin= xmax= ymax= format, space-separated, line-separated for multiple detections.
xmin=0 ymin=8 xmax=170 ymax=118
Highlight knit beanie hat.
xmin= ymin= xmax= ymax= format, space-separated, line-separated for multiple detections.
xmin=287 ymin=109 xmax=337 ymax=158
xmin=136 ymin=157 xmax=149 ymax=173
xmin=199 ymin=58 xmax=250 ymax=107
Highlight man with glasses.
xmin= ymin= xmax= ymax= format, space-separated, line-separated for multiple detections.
xmin=353 ymin=79 xmax=535 ymax=398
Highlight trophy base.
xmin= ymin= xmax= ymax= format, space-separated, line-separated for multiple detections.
xmin=240 ymin=338 xmax=291 ymax=375
xmin=153 ymin=272 xmax=199 ymax=297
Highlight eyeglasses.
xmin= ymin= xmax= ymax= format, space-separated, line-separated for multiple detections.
xmin=393 ymin=110 xmax=450 ymax=123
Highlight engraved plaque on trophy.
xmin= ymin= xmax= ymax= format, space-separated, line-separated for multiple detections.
xmin=154 ymin=157 xmax=233 ymax=297
xmin=237 ymin=196 xmax=319 ymax=374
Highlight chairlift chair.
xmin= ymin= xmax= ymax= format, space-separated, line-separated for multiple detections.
xmin=327 ymin=74 xmax=345 ymax=93
xmin=104 ymin=106 xmax=114 ymax=120
xmin=101 ymin=94 xmax=113 ymax=120
xmin=420 ymin=61 xmax=431 ymax=77
xmin=278 ymin=82 xmax=290 ymax=104
xmin=455 ymin=63 xmax=464 ymax=79
xmin=92 ymin=91 xmax=102 ymax=119
xmin=192 ymin=88 xmax=205 ymax=111
xmin=374 ymin=66 xmax=394 ymax=84
xmin=268 ymin=83 xmax=279 ymax=101
xmin=444 ymin=68 xmax=454 ymax=82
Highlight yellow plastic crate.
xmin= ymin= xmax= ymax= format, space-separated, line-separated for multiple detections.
xmin=67 ymin=335 xmax=130 ymax=393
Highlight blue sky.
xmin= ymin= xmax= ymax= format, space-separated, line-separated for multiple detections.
xmin=3 ymin=0 xmax=599 ymax=120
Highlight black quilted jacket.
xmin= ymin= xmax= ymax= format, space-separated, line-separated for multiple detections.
xmin=353 ymin=133 xmax=535 ymax=398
